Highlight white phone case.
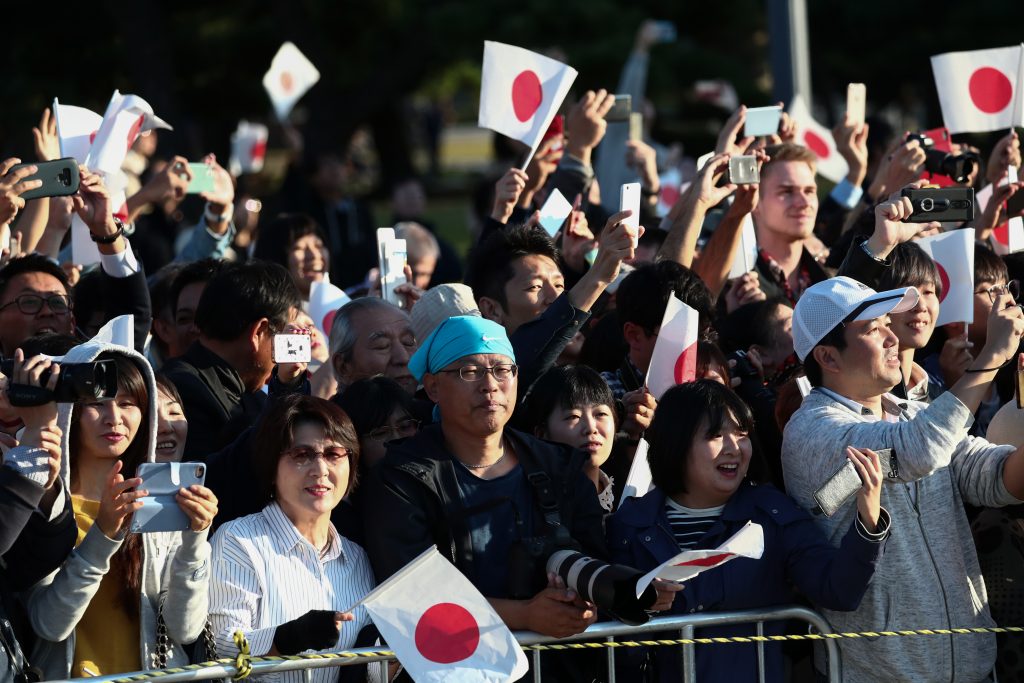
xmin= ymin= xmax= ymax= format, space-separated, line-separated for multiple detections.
xmin=847 ymin=83 xmax=866 ymax=126
xmin=130 ymin=462 xmax=206 ymax=533
xmin=744 ymin=105 xmax=783 ymax=137
xmin=620 ymin=182 xmax=642 ymax=248
xmin=381 ymin=238 xmax=408 ymax=308
xmin=273 ymin=333 xmax=312 ymax=363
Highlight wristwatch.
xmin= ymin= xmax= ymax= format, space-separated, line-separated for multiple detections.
xmin=89 ymin=218 xmax=125 ymax=244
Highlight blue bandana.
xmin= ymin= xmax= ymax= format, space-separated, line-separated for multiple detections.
xmin=409 ymin=316 xmax=516 ymax=380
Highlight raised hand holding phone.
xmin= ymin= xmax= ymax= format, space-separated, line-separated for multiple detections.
xmin=619 ymin=182 xmax=642 ymax=248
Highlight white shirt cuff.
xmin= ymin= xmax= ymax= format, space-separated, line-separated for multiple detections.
xmin=100 ymin=246 xmax=140 ymax=278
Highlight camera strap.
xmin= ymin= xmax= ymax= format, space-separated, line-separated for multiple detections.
xmin=517 ymin=447 xmax=575 ymax=548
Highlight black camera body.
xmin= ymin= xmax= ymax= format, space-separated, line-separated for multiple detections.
xmin=905 ymin=132 xmax=978 ymax=185
xmin=0 ymin=359 xmax=118 ymax=406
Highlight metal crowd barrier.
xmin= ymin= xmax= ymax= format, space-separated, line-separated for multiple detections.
xmin=63 ymin=605 xmax=838 ymax=683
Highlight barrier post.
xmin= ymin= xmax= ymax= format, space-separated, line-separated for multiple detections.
xmin=606 ymin=636 xmax=616 ymax=683
xmin=680 ymin=623 xmax=696 ymax=683
xmin=756 ymin=620 xmax=767 ymax=683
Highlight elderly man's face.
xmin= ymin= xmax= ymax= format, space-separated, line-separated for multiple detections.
xmin=333 ymin=306 xmax=418 ymax=393
xmin=423 ymin=353 xmax=517 ymax=438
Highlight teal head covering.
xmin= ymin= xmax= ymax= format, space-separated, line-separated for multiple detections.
xmin=409 ymin=315 xmax=516 ymax=381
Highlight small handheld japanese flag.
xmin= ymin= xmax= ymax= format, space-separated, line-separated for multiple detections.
xmin=979 ymin=168 xmax=1024 ymax=255
xmin=229 ymin=121 xmax=269 ymax=176
xmin=85 ymin=91 xmax=171 ymax=177
xmin=916 ymin=228 xmax=976 ymax=326
xmin=645 ymin=295 xmax=699 ymax=400
xmin=931 ymin=46 xmax=1024 ymax=134
xmin=358 ymin=546 xmax=528 ymax=683
xmin=619 ymin=438 xmax=653 ymax=506
xmin=727 ymin=215 xmax=758 ymax=278
xmin=635 ymin=522 xmax=764 ymax=598
xmin=788 ymin=94 xmax=848 ymax=184
xmin=309 ymin=276 xmax=351 ymax=339
xmin=479 ymin=41 xmax=577 ymax=168
xmin=53 ymin=98 xmax=102 ymax=164
xmin=263 ymin=42 xmax=320 ymax=121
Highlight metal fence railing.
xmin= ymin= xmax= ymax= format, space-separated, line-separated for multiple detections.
xmin=63 ymin=605 xmax=838 ymax=683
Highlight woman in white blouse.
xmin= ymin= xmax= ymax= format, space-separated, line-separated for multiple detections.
xmin=209 ymin=394 xmax=374 ymax=680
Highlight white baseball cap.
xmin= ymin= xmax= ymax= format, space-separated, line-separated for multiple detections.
xmin=793 ymin=276 xmax=920 ymax=361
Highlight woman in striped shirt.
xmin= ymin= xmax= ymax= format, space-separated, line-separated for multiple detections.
xmin=209 ymin=394 xmax=375 ymax=681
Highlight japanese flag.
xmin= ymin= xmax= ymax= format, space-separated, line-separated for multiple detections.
xmin=788 ymin=94 xmax=848 ymax=184
xmin=53 ymin=98 xmax=102 ymax=164
xmin=229 ymin=121 xmax=269 ymax=176
xmin=309 ymin=276 xmax=351 ymax=339
xmin=84 ymin=90 xmax=172 ymax=177
xmin=931 ymin=45 xmax=1024 ymax=134
xmin=916 ymin=228 xmax=976 ymax=326
xmin=358 ymin=546 xmax=528 ymax=683
xmin=979 ymin=169 xmax=1024 ymax=254
xmin=619 ymin=438 xmax=653 ymax=506
xmin=263 ymin=42 xmax=320 ymax=122
xmin=727 ymin=215 xmax=758 ymax=278
xmin=645 ymin=295 xmax=699 ymax=400
xmin=479 ymin=41 xmax=577 ymax=168
xmin=634 ymin=522 xmax=764 ymax=598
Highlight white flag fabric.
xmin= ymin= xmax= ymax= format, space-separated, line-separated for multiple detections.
xmin=645 ymin=295 xmax=699 ymax=400
xmin=980 ymin=169 xmax=1024 ymax=254
xmin=537 ymin=188 xmax=573 ymax=237
xmin=263 ymin=42 xmax=320 ymax=121
xmin=727 ymin=215 xmax=758 ymax=278
xmin=85 ymin=90 xmax=172 ymax=177
xmin=309 ymin=276 xmax=351 ymax=339
xmin=359 ymin=546 xmax=528 ymax=683
xmin=53 ymin=98 xmax=102 ymax=164
xmin=479 ymin=41 xmax=577 ymax=167
xmin=788 ymin=94 xmax=848 ymax=184
xmin=635 ymin=522 xmax=765 ymax=598
xmin=229 ymin=121 xmax=269 ymax=176
xmin=916 ymin=228 xmax=976 ymax=326
xmin=619 ymin=438 xmax=653 ymax=506
xmin=931 ymin=46 xmax=1024 ymax=134
xmin=71 ymin=216 xmax=102 ymax=267
xmin=91 ymin=315 xmax=134 ymax=349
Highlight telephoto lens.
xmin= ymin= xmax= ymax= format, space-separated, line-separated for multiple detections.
xmin=546 ymin=550 xmax=659 ymax=625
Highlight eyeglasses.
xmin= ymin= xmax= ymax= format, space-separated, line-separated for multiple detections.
xmin=366 ymin=418 xmax=420 ymax=442
xmin=281 ymin=445 xmax=349 ymax=468
xmin=438 ymin=364 xmax=518 ymax=383
xmin=0 ymin=293 xmax=72 ymax=315
xmin=976 ymin=280 xmax=1020 ymax=303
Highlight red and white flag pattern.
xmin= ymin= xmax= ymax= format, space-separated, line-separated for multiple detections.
xmin=931 ymin=45 xmax=1024 ymax=134
xmin=263 ymin=42 xmax=321 ymax=121
xmin=359 ymin=546 xmax=528 ymax=683
xmin=479 ymin=41 xmax=577 ymax=168
xmin=229 ymin=121 xmax=269 ymax=176
xmin=53 ymin=98 xmax=102 ymax=164
xmin=85 ymin=90 xmax=172 ymax=177
xmin=727 ymin=215 xmax=758 ymax=278
xmin=645 ymin=295 xmax=698 ymax=400
xmin=978 ymin=168 xmax=1024 ymax=254
xmin=788 ymin=94 xmax=848 ymax=184
xmin=635 ymin=521 xmax=764 ymax=598
xmin=916 ymin=228 xmax=976 ymax=326
xmin=309 ymin=277 xmax=351 ymax=340
xmin=619 ymin=438 xmax=653 ymax=506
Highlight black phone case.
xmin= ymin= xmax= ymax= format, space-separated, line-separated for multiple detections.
xmin=12 ymin=158 xmax=80 ymax=201
xmin=901 ymin=187 xmax=974 ymax=223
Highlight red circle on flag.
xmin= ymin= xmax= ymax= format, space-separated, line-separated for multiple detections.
xmin=803 ymin=131 xmax=830 ymax=159
xmin=968 ymin=67 xmax=1013 ymax=114
xmin=673 ymin=346 xmax=695 ymax=384
xmin=511 ymin=70 xmax=543 ymax=122
xmin=660 ymin=183 xmax=680 ymax=208
xmin=995 ymin=221 xmax=1011 ymax=246
xmin=322 ymin=310 xmax=337 ymax=337
xmin=250 ymin=139 xmax=267 ymax=160
xmin=125 ymin=114 xmax=146 ymax=153
xmin=414 ymin=603 xmax=480 ymax=664
xmin=936 ymin=261 xmax=950 ymax=303
xmin=281 ymin=71 xmax=295 ymax=94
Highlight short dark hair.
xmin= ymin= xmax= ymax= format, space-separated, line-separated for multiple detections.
xmin=252 ymin=213 xmax=328 ymax=269
xmin=616 ymin=261 xmax=714 ymax=338
xmin=332 ymin=376 xmax=416 ymax=439
xmin=464 ymin=224 xmax=559 ymax=308
xmin=522 ymin=365 xmax=617 ymax=435
xmin=252 ymin=394 xmax=361 ymax=505
xmin=0 ymin=253 xmax=71 ymax=304
xmin=802 ymin=324 xmax=848 ymax=387
xmin=171 ymin=259 xmax=224 ymax=318
xmin=154 ymin=373 xmax=183 ymax=407
xmin=975 ymin=243 xmax=1009 ymax=286
xmin=148 ymin=263 xmax=188 ymax=322
xmin=194 ymin=261 xmax=300 ymax=341
xmin=646 ymin=380 xmax=755 ymax=496
xmin=878 ymin=242 xmax=940 ymax=294
xmin=718 ymin=297 xmax=792 ymax=353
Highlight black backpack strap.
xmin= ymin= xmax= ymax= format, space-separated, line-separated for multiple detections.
xmin=516 ymin=441 xmax=576 ymax=547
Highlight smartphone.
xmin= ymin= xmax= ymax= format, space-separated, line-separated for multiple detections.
xmin=381 ymin=238 xmax=408 ymax=308
xmin=1017 ymin=367 xmax=1024 ymax=409
xmin=727 ymin=155 xmax=759 ymax=185
xmin=605 ymin=95 xmax=632 ymax=122
xmin=538 ymin=188 xmax=574 ymax=237
xmin=628 ymin=112 xmax=644 ymax=143
xmin=812 ymin=448 xmax=892 ymax=517
xmin=744 ymin=105 xmax=783 ymax=137
xmin=10 ymin=158 xmax=80 ymax=201
xmin=619 ymin=182 xmax=642 ymax=248
xmin=901 ymin=187 xmax=975 ymax=223
xmin=186 ymin=163 xmax=216 ymax=194
xmin=273 ymin=333 xmax=312 ymax=364
xmin=1007 ymin=187 xmax=1024 ymax=218
xmin=130 ymin=462 xmax=206 ymax=534
xmin=846 ymin=83 xmax=866 ymax=126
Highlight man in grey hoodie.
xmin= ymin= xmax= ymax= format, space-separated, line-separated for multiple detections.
xmin=782 ymin=196 xmax=1024 ymax=682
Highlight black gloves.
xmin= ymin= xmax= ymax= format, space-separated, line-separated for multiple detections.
xmin=273 ymin=609 xmax=340 ymax=655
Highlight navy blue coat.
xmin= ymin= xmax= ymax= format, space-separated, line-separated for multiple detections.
xmin=607 ymin=480 xmax=887 ymax=683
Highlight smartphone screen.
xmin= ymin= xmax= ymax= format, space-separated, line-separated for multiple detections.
xmin=744 ymin=105 xmax=783 ymax=137
xmin=186 ymin=163 xmax=216 ymax=194
xmin=273 ymin=333 xmax=312 ymax=364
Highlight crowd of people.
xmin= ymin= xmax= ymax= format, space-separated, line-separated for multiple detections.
xmin=5 ymin=22 xmax=1024 ymax=683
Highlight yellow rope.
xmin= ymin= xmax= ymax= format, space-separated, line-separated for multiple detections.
xmin=231 ymin=631 xmax=252 ymax=681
